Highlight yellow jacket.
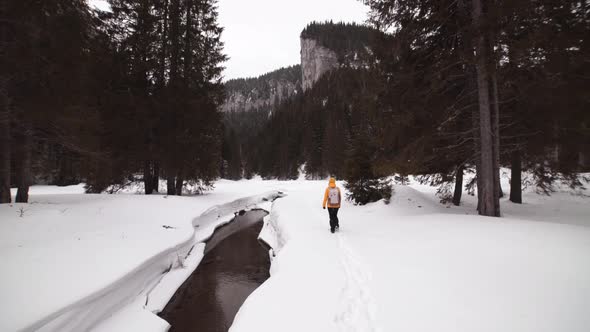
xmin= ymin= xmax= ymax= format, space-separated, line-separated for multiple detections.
xmin=322 ymin=178 xmax=341 ymax=208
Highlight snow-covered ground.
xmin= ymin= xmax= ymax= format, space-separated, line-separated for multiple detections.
xmin=233 ymin=176 xmax=590 ymax=332
xmin=1 ymin=174 xmax=589 ymax=332
xmin=0 ymin=181 xmax=284 ymax=332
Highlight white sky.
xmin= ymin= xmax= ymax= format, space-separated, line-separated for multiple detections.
xmin=89 ymin=0 xmax=369 ymax=80
xmin=218 ymin=0 xmax=369 ymax=80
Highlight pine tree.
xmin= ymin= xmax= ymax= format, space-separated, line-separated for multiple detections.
xmin=363 ymin=0 xmax=503 ymax=215
xmin=344 ymin=128 xmax=392 ymax=205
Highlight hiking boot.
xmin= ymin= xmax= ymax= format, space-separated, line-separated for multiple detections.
xmin=330 ymin=227 xmax=335 ymax=233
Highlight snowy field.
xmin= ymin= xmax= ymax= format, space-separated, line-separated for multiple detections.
xmin=0 ymin=181 xmax=284 ymax=331
xmin=1 ymin=174 xmax=589 ymax=331
xmin=235 ymin=175 xmax=590 ymax=332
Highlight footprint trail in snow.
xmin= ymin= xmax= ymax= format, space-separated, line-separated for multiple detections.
xmin=334 ymin=233 xmax=380 ymax=332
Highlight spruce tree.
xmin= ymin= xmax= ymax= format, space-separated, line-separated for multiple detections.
xmin=344 ymin=129 xmax=392 ymax=205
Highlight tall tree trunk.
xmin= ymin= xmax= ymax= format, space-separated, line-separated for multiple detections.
xmin=453 ymin=164 xmax=464 ymax=206
xmin=135 ymin=1 xmax=150 ymax=90
xmin=144 ymin=160 xmax=153 ymax=194
xmin=458 ymin=0 xmax=482 ymax=211
xmin=472 ymin=0 xmax=500 ymax=217
xmin=15 ymin=127 xmax=32 ymax=203
xmin=166 ymin=0 xmax=181 ymax=185
xmin=158 ymin=0 xmax=169 ymax=88
xmin=152 ymin=161 xmax=159 ymax=192
xmin=0 ymin=79 xmax=10 ymax=203
xmin=490 ymin=47 xmax=502 ymax=211
xmin=167 ymin=173 xmax=176 ymax=195
xmin=169 ymin=0 xmax=181 ymax=87
xmin=183 ymin=0 xmax=192 ymax=85
xmin=175 ymin=170 xmax=183 ymax=196
xmin=0 ymin=0 xmax=10 ymax=204
xmin=473 ymin=89 xmax=483 ymax=212
xmin=510 ymin=149 xmax=522 ymax=203
xmin=56 ymin=148 xmax=71 ymax=185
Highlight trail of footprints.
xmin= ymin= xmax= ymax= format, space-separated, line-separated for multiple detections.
xmin=334 ymin=235 xmax=380 ymax=332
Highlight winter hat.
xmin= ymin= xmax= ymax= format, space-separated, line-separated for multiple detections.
xmin=329 ymin=177 xmax=336 ymax=187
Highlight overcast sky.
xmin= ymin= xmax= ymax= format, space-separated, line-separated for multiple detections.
xmin=89 ymin=0 xmax=369 ymax=80
xmin=217 ymin=0 xmax=368 ymax=80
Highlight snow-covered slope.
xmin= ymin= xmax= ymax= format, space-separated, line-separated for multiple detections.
xmin=233 ymin=179 xmax=590 ymax=332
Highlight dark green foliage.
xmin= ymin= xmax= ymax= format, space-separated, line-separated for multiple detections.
xmin=223 ymin=108 xmax=269 ymax=178
xmin=1 ymin=0 xmax=227 ymax=200
xmin=221 ymin=65 xmax=302 ymax=179
xmin=344 ymin=129 xmax=392 ymax=205
xmin=362 ymin=0 xmax=589 ymax=209
xmin=250 ymin=67 xmax=382 ymax=180
xmin=85 ymin=0 xmax=227 ymax=195
xmin=2 ymin=0 xmax=97 ymax=201
xmin=344 ymin=178 xmax=392 ymax=205
xmin=221 ymin=126 xmax=242 ymax=180
xmin=256 ymin=96 xmax=304 ymax=180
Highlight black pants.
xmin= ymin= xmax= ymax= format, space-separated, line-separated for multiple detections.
xmin=328 ymin=207 xmax=339 ymax=229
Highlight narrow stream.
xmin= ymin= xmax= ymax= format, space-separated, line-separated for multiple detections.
xmin=159 ymin=209 xmax=270 ymax=332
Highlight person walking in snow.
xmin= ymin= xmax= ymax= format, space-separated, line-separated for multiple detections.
xmin=322 ymin=177 xmax=342 ymax=233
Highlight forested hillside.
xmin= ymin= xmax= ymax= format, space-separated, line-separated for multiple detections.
xmin=221 ymin=66 xmax=301 ymax=179
xmin=221 ymin=22 xmax=382 ymax=183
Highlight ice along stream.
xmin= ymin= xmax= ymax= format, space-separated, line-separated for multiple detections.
xmin=159 ymin=209 xmax=270 ymax=331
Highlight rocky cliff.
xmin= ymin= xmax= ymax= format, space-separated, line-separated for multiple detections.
xmin=222 ymin=65 xmax=301 ymax=113
xmin=300 ymin=22 xmax=378 ymax=91
xmin=300 ymin=38 xmax=339 ymax=91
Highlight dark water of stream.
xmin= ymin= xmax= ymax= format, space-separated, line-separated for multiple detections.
xmin=159 ymin=210 xmax=270 ymax=332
